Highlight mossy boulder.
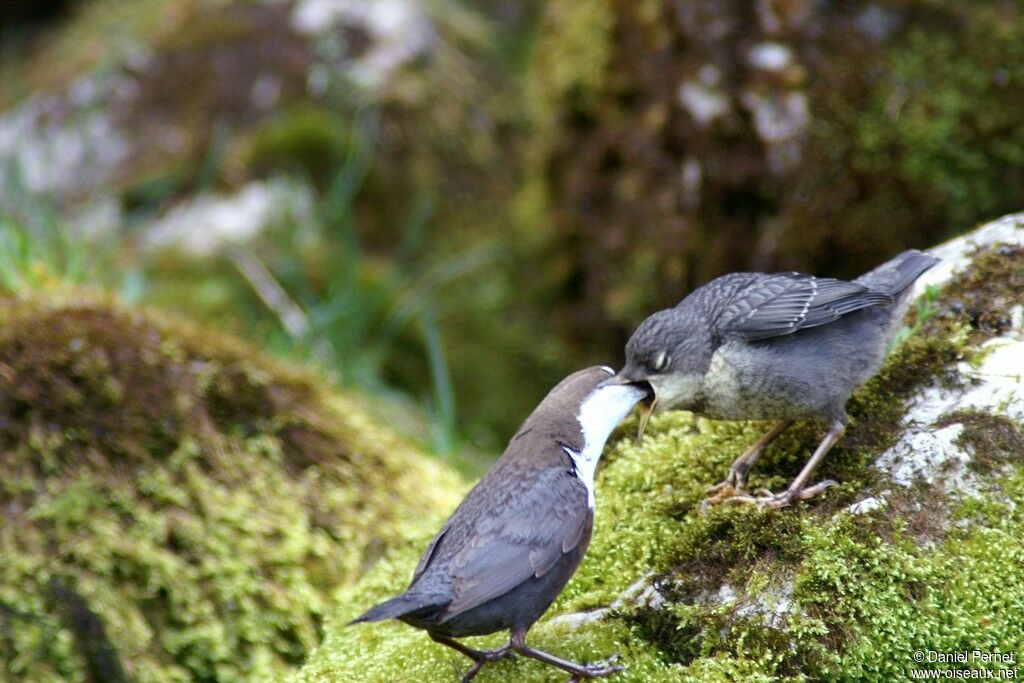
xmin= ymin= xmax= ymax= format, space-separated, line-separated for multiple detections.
xmin=295 ymin=215 xmax=1024 ymax=682
xmin=0 ymin=296 xmax=463 ymax=682
xmin=0 ymin=0 xmax=508 ymax=233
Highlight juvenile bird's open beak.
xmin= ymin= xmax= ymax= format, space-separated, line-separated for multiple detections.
xmin=635 ymin=395 xmax=657 ymax=443
xmin=600 ymin=368 xmax=657 ymax=443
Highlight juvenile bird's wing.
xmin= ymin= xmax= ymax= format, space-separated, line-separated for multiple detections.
xmin=717 ymin=273 xmax=892 ymax=340
xmin=441 ymin=458 xmax=590 ymax=620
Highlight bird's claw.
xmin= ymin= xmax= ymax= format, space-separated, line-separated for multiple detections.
xmin=700 ymin=472 xmax=756 ymax=512
xmin=754 ymin=479 xmax=838 ymax=509
xmin=701 ymin=479 xmax=838 ymax=512
xmin=566 ymin=653 xmax=625 ymax=680
xmin=703 ymin=467 xmax=746 ymax=495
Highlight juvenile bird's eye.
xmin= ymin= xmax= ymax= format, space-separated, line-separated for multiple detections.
xmin=653 ymin=350 xmax=669 ymax=372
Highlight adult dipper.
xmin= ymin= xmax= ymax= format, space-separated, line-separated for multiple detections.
xmin=606 ymin=250 xmax=939 ymax=509
xmin=351 ymin=366 xmax=646 ymax=681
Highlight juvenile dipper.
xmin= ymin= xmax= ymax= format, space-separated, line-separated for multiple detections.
xmin=606 ymin=250 xmax=939 ymax=509
xmin=351 ymin=366 xmax=646 ymax=681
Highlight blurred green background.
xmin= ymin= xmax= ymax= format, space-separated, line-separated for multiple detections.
xmin=3 ymin=0 xmax=1024 ymax=470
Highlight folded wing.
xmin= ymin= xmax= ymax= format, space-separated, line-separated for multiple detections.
xmin=441 ymin=462 xmax=590 ymax=620
xmin=718 ymin=273 xmax=892 ymax=341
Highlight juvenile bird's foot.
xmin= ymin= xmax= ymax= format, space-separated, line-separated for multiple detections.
xmin=566 ymin=652 xmax=624 ymax=681
xmin=459 ymin=645 xmax=516 ymax=682
xmin=753 ymin=480 xmax=838 ymax=509
xmin=700 ymin=469 xmax=752 ymax=511
xmin=700 ymin=420 xmax=796 ymax=513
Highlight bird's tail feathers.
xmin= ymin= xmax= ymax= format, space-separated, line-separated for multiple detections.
xmin=856 ymin=249 xmax=940 ymax=296
xmin=349 ymin=592 xmax=441 ymax=625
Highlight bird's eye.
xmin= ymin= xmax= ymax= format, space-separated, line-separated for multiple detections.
xmin=653 ymin=350 xmax=669 ymax=372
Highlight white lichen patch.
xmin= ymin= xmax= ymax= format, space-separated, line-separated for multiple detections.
xmin=747 ymin=42 xmax=794 ymax=72
xmin=736 ymin=581 xmax=794 ymax=630
xmin=872 ymin=211 xmax=1024 ymax=494
xmin=847 ymin=495 xmax=887 ymax=515
xmin=678 ymin=82 xmax=730 ymax=127
xmin=0 ymin=74 xmax=131 ymax=205
xmin=896 ymin=338 xmax=1023 ymax=426
xmin=705 ymin=579 xmax=796 ymax=630
xmin=912 ymin=213 xmax=1024 ymax=298
xmin=875 ymin=424 xmax=971 ymax=489
xmin=142 ymin=179 xmax=314 ymax=256
xmin=873 ymin=337 xmax=1023 ymax=493
xmin=957 ymin=340 xmax=1024 ymax=419
xmin=291 ymin=0 xmax=436 ymax=90
xmin=740 ymin=89 xmax=809 ymax=172
xmin=547 ymin=572 xmax=665 ymax=630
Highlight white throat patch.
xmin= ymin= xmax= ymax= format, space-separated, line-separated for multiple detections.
xmin=565 ymin=382 xmax=646 ymax=508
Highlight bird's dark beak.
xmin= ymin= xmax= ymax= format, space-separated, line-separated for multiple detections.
xmin=599 ymin=374 xmax=634 ymax=387
xmin=599 ymin=365 xmax=647 ymax=388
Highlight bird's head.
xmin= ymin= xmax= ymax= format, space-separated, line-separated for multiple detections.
xmin=520 ymin=366 xmax=651 ymax=457
xmin=601 ymin=309 xmax=713 ymax=438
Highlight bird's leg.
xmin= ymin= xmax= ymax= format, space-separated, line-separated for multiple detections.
xmin=510 ymin=627 xmax=624 ymax=680
xmin=701 ymin=420 xmax=793 ymax=510
xmin=755 ymin=418 xmax=846 ymax=509
xmin=428 ymin=632 xmax=515 ymax=682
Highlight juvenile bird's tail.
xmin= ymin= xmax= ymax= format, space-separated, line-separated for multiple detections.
xmin=855 ymin=249 xmax=940 ymax=297
xmin=349 ymin=592 xmax=437 ymax=625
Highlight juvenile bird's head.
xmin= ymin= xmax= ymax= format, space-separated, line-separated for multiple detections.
xmin=604 ymin=309 xmax=714 ymax=436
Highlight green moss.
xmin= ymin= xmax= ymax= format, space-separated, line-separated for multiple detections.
xmin=936 ymin=409 xmax=1024 ymax=474
xmin=296 ymin=238 xmax=1024 ymax=681
xmin=525 ymin=0 xmax=615 ymax=130
xmin=938 ymin=245 xmax=1024 ymax=343
xmin=242 ymin=108 xmax=347 ymax=188
xmin=0 ymin=297 xmax=464 ymax=682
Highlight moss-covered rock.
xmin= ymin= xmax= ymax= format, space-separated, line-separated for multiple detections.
xmin=0 ymin=295 xmax=464 ymax=682
xmin=0 ymin=0 xmax=509 ymax=234
xmin=295 ymin=215 xmax=1024 ymax=682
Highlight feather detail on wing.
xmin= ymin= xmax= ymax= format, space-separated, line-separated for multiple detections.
xmin=719 ymin=273 xmax=892 ymax=340
xmin=440 ymin=463 xmax=591 ymax=620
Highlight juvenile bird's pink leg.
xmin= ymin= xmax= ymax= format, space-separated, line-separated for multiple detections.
xmin=701 ymin=420 xmax=793 ymax=511
xmin=755 ymin=419 xmax=845 ymax=509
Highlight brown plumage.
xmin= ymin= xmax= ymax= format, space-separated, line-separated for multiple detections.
xmin=351 ymin=366 xmax=647 ymax=681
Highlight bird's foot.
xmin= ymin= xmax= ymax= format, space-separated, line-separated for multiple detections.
xmin=700 ymin=484 xmax=754 ymax=512
xmin=752 ymin=480 xmax=838 ymax=509
xmin=459 ymin=646 xmax=515 ymax=682
xmin=566 ymin=653 xmax=624 ymax=681
xmin=700 ymin=470 xmax=752 ymax=512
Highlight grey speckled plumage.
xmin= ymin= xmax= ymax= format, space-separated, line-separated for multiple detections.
xmin=611 ymin=250 xmax=939 ymax=509
xmin=351 ymin=366 xmax=646 ymax=681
